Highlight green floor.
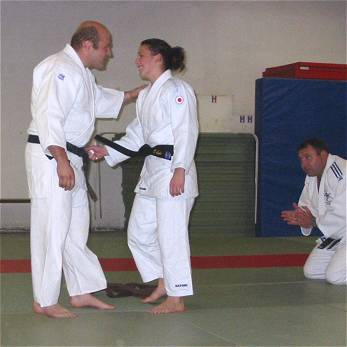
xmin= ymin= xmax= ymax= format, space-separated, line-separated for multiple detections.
xmin=1 ymin=232 xmax=346 ymax=347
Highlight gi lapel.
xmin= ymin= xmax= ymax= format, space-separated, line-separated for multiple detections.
xmin=141 ymin=70 xmax=172 ymax=118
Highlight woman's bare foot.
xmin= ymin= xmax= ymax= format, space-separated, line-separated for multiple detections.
xmin=33 ymin=302 xmax=76 ymax=319
xmin=70 ymin=294 xmax=115 ymax=310
xmin=141 ymin=278 xmax=167 ymax=303
xmin=150 ymin=296 xmax=185 ymax=314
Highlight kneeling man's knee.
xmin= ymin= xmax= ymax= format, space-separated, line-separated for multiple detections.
xmin=326 ymin=268 xmax=347 ymax=285
xmin=303 ymin=262 xmax=324 ymax=280
xmin=303 ymin=269 xmax=319 ymax=280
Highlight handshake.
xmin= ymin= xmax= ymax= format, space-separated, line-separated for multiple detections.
xmin=85 ymin=145 xmax=108 ymax=162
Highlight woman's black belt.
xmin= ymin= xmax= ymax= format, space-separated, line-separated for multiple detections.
xmin=94 ymin=135 xmax=173 ymax=161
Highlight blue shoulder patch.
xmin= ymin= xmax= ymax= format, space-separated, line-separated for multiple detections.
xmin=57 ymin=73 xmax=65 ymax=81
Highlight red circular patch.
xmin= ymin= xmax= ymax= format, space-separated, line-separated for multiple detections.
xmin=175 ymin=96 xmax=184 ymax=104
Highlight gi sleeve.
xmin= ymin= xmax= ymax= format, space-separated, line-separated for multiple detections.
xmin=94 ymin=84 xmax=124 ymax=119
xmin=316 ymin=167 xmax=346 ymax=238
xmin=32 ymin=64 xmax=82 ymax=154
xmin=105 ymin=116 xmax=145 ymax=167
xmin=164 ymin=83 xmax=199 ymax=172
xmin=298 ymin=177 xmax=315 ymax=236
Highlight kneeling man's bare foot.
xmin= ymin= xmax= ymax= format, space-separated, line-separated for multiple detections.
xmin=33 ymin=302 xmax=76 ymax=319
xmin=150 ymin=296 xmax=185 ymax=315
xmin=142 ymin=279 xmax=166 ymax=303
xmin=70 ymin=294 xmax=115 ymax=310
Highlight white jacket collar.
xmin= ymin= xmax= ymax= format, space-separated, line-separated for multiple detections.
xmin=63 ymin=44 xmax=85 ymax=69
xmin=325 ymin=154 xmax=336 ymax=172
xmin=153 ymin=69 xmax=172 ymax=86
xmin=148 ymin=70 xmax=172 ymax=93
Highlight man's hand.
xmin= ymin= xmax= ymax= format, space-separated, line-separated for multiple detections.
xmin=56 ymin=160 xmax=75 ymax=191
xmin=48 ymin=145 xmax=75 ymax=190
xmin=123 ymin=85 xmax=147 ymax=104
xmin=281 ymin=203 xmax=315 ymax=228
xmin=170 ymin=167 xmax=185 ymax=197
xmin=85 ymin=145 xmax=108 ymax=161
xmin=296 ymin=205 xmax=315 ymax=228
xmin=281 ymin=209 xmax=299 ymax=225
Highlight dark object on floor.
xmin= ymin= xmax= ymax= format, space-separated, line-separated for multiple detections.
xmin=106 ymin=283 xmax=156 ymax=298
xmin=105 ymin=283 xmax=133 ymax=298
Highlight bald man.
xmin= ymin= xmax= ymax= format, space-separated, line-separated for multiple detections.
xmin=25 ymin=21 xmax=143 ymax=318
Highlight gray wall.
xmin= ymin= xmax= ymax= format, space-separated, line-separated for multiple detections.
xmin=1 ymin=1 xmax=346 ymax=228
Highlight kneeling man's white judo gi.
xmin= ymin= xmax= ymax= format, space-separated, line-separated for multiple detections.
xmin=299 ymin=154 xmax=346 ymax=285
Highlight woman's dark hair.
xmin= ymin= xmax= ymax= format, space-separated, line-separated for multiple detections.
xmin=141 ymin=38 xmax=185 ymax=72
xmin=298 ymin=138 xmax=329 ymax=154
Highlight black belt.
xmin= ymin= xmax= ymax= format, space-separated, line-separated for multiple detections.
xmin=27 ymin=135 xmax=97 ymax=201
xmin=95 ymin=135 xmax=174 ymax=160
xmin=318 ymin=237 xmax=342 ymax=250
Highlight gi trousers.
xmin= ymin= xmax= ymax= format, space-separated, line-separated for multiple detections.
xmin=25 ymin=144 xmax=106 ymax=307
xmin=304 ymin=238 xmax=347 ymax=285
xmin=128 ymin=194 xmax=194 ymax=297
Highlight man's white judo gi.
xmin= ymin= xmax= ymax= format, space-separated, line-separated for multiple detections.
xmin=299 ymin=154 xmax=346 ymax=285
xmin=105 ymin=70 xmax=199 ymax=296
xmin=25 ymin=44 xmax=124 ymax=306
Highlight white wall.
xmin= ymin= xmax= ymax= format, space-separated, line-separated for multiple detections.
xmin=1 ymin=1 xmax=346 ymax=228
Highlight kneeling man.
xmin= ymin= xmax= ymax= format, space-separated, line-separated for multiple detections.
xmin=281 ymin=138 xmax=346 ymax=285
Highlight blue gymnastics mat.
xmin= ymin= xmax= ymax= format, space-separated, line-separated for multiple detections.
xmin=255 ymin=77 xmax=346 ymax=236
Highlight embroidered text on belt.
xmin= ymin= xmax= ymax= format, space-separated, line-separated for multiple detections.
xmin=94 ymin=135 xmax=174 ymax=160
xmin=27 ymin=135 xmax=97 ymax=201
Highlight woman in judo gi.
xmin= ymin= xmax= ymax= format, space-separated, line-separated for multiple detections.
xmin=88 ymin=38 xmax=199 ymax=314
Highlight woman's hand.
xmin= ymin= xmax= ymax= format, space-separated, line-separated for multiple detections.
xmin=170 ymin=167 xmax=185 ymax=196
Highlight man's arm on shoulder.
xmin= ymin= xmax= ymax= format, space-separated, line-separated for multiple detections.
xmin=123 ymin=85 xmax=147 ymax=105
xmin=94 ymin=84 xmax=146 ymax=118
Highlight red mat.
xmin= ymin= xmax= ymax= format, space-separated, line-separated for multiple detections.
xmin=0 ymin=254 xmax=308 ymax=273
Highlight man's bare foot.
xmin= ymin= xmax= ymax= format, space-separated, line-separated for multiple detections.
xmin=33 ymin=302 xmax=76 ymax=319
xmin=141 ymin=279 xmax=166 ymax=303
xmin=70 ymin=294 xmax=115 ymax=310
xmin=150 ymin=296 xmax=185 ymax=315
